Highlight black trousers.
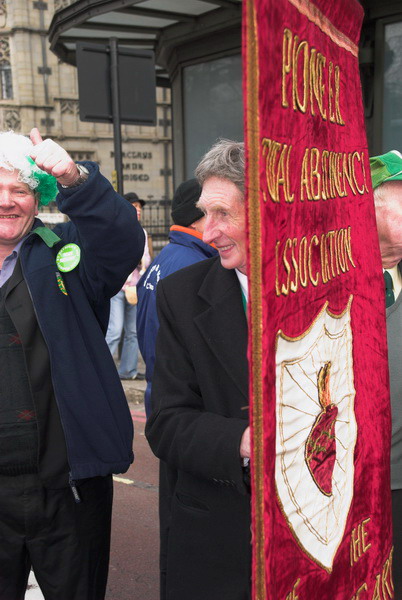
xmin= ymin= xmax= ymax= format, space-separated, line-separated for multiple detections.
xmin=393 ymin=489 xmax=402 ymax=600
xmin=0 ymin=473 xmax=113 ymax=600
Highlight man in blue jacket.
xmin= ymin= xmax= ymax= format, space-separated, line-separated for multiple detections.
xmin=137 ymin=178 xmax=217 ymax=417
xmin=0 ymin=128 xmax=144 ymax=600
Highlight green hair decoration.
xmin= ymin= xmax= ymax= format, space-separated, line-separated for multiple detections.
xmin=26 ymin=157 xmax=58 ymax=207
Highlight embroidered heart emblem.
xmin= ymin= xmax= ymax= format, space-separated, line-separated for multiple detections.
xmin=305 ymin=362 xmax=338 ymax=496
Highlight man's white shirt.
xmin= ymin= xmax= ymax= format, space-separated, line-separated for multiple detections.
xmin=384 ymin=264 xmax=402 ymax=300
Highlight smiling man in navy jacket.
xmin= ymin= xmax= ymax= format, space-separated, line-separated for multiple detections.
xmin=0 ymin=128 xmax=144 ymax=600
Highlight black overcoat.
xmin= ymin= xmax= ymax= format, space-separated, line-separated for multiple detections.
xmin=146 ymin=256 xmax=251 ymax=600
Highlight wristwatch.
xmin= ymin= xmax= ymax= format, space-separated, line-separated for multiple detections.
xmin=61 ymin=164 xmax=89 ymax=188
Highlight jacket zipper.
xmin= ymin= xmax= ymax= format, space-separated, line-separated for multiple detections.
xmin=69 ymin=475 xmax=81 ymax=503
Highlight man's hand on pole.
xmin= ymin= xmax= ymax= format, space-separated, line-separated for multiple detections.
xmin=29 ymin=128 xmax=80 ymax=187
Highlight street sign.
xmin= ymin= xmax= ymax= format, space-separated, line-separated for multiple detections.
xmin=76 ymin=42 xmax=156 ymax=125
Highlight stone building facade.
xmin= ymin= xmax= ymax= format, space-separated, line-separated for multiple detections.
xmin=0 ymin=0 xmax=173 ymax=227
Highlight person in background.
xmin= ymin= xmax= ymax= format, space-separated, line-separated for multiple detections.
xmin=106 ymin=192 xmax=151 ymax=380
xmin=0 ymin=128 xmax=144 ymax=599
xmin=137 ymin=178 xmax=217 ymax=416
xmin=145 ymin=141 xmax=251 ymax=600
xmin=370 ymin=149 xmax=402 ymax=599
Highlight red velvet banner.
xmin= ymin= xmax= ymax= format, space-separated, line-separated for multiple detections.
xmin=243 ymin=1 xmax=394 ymax=598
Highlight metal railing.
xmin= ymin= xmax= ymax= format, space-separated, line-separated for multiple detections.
xmin=141 ymin=199 xmax=171 ymax=257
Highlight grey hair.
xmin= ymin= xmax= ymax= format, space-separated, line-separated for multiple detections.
xmin=195 ymin=139 xmax=245 ymax=196
xmin=373 ymin=180 xmax=402 ymax=208
xmin=373 ymin=185 xmax=386 ymax=208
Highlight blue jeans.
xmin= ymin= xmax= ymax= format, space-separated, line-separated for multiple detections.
xmin=106 ymin=290 xmax=138 ymax=378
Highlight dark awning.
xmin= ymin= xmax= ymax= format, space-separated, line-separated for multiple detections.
xmin=49 ymin=0 xmax=242 ymax=87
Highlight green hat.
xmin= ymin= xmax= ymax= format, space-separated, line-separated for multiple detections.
xmin=369 ymin=150 xmax=402 ymax=189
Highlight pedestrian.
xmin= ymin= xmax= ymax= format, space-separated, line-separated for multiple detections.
xmin=0 ymin=128 xmax=145 ymax=599
xmin=146 ymin=140 xmax=251 ymax=600
xmin=137 ymin=178 xmax=217 ymax=416
xmin=370 ymin=149 xmax=402 ymax=599
xmin=106 ymin=192 xmax=151 ymax=380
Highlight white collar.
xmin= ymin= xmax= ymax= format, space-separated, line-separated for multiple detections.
xmin=235 ymin=269 xmax=248 ymax=301
xmin=384 ymin=264 xmax=402 ymax=300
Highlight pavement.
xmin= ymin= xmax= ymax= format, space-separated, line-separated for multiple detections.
xmin=25 ymin=572 xmax=43 ymax=600
xmin=120 ymin=356 xmax=148 ymax=405
xmin=25 ymin=358 xmax=160 ymax=600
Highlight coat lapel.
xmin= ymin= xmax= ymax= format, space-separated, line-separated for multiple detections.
xmin=4 ymin=221 xmax=60 ymax=298
xmin=4 ymin=257 xmax=24 ymax=297
xmin=194 ymin=260 xmax=248 ymax=401
xmin=2 ymin=259 xmax=40 ymax=353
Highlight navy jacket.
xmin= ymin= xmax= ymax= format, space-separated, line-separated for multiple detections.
xmin=137 ymin=226 xmax=217 ymax=415
xmin=17 ymin=162 xmax=145 ymax=481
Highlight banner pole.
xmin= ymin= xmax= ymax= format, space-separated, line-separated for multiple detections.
xmin=245 ymin=1 xmax=266 ymax=598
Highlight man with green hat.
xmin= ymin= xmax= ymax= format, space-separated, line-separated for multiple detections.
xmin=370 ymin=149 xmax=402 ymax=597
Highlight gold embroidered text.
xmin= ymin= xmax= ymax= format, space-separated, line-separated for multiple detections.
xmin=275 ymin=227 xmax=356 ymax=296
xmin=261 ymin=138 xmax=369 ymax=204
xmin=350 ymin=518 xmax=371 ymax=566
xmin=282 ymin=28 xmax=345 ymax=125
xmin=285 ymin=578 xmax=300 ymax=600
xmin=350 ymin=583 xmax=368 ymax=600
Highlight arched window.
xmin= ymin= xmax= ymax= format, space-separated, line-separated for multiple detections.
xmin=0 ymin=38 xmax=13 ymax=100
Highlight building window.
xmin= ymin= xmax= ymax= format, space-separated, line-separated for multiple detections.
xmin=0 ymin=0 xmax=7 ymax=28
xmin=69 ymin=151 xmax=95 ymax=162
xmin=382 ymin=21 xmax=402 ymax=152
xmin=182 ymin=54 xmax=243 ymax=179
xmin=0 ymin=38 xmax=12 ymax=100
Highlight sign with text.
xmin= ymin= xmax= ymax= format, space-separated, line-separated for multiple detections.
xmin=110 ymin=150 xmax=153 ymax=183
xmin=243 ymin=0 xmax=393 ymax=598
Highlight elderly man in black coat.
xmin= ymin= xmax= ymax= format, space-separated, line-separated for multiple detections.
xmin=146 ymin=140 xmax=251 ymax=600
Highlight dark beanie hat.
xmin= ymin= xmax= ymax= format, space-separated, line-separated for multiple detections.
xmin=124 ymin=192 xmax=146 ymax=207
xmin=171 ymin=179 xmax=203 ymax=226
